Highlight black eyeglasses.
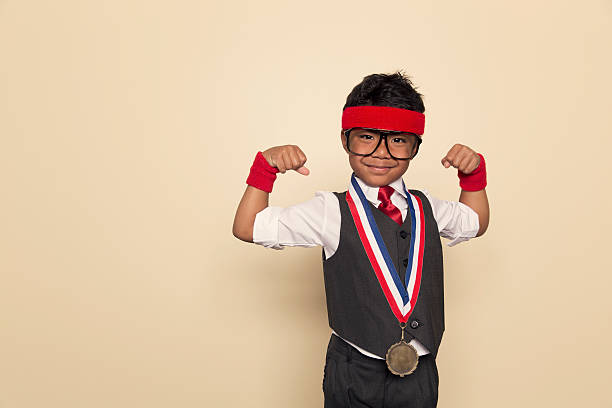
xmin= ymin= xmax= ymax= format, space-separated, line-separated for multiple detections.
xmin=344 ymin=127 xmax=422 ymax=160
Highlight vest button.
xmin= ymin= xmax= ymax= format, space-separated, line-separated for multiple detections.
xmin=402 ymin=258 xmax=408 ymax=267
xmin=410 ymin=320 xmax=420 ymax=329
xmin=399 ymin=230 xmax=408 ymax=239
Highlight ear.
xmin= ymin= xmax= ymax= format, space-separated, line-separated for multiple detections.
xmin=340 ymin=130 xmax=349 ymax=153
xmin=410 ymin=136 xmax=421 ymax=158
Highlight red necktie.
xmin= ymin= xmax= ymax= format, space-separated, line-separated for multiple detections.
xmin=377 ymin=185 xmax=403 ymax=225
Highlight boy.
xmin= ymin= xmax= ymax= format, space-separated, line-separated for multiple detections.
xmin=233 ymin=72 xmax=489 ymax=407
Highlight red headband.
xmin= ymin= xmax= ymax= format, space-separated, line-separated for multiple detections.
xmin=341 ymin=105 xmax=425 ymax=135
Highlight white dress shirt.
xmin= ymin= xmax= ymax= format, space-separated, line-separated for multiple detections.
xmin=253 ymin=176 xmax=480 ymax=358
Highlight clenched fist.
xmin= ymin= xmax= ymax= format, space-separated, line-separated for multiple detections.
xmin=262 ymin=145 xmax=310 ymax=175
xmin=441 ymin=144 xmax=481 ymax=174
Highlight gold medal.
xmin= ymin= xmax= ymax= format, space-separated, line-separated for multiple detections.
xmin=385 ymin=322 xmax=419 ymax=377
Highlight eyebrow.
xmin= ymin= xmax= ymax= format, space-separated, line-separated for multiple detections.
xmin=353 ymin=129 xmax=417 ymax=138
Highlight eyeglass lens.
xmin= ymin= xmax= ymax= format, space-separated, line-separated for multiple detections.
xmin=347 ymin=128 xmax=417 ymax=159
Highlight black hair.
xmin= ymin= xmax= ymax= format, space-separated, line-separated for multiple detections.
xmin=343 ymin=71 xmax=425 ymax=113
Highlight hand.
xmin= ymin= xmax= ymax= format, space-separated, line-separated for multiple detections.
xmin=262 ymin=145 xmax=310 ymax=175
xmin=441 ymin=144 xmax=481 ymax=174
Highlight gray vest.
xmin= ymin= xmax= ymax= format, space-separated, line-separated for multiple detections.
xmin=322 ymin=190 xmax=445 ymax=358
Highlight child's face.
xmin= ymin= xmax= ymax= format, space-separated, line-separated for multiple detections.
xmin=341 ymin=130 xmax=413 ymax=187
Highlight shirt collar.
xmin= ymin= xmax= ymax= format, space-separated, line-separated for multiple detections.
xmin=353 ymin=175 xmax=407 ymax=206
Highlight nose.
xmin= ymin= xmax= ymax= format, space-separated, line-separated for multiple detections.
xmin=372 ymin=135 xmax=391 ymax=159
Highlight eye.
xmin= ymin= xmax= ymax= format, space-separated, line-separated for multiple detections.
xmin=358 ymin=133 xmax=375 ymax=140
xmin=390 ymin=134 xmax=416 ymax=145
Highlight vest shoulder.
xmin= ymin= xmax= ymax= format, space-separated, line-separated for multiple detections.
xmin=406 ymin=189 xmax=435 ymax=212
xmin=407 ymin=188 xmax=425 ymax=195
xmin=407 ymin=189 xmax=428 ymax=201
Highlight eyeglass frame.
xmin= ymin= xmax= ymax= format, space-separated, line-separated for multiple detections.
xmin=343 ymin=127 xmax=422 ymax=160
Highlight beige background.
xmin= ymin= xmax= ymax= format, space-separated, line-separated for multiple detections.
xmin=1 ymin=0 xmax=611 ymax=406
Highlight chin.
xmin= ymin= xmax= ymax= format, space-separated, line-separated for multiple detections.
xmin=356 ymin=173 xmax=396 ymax=187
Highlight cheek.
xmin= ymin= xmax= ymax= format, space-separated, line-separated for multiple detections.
xmin=347 ymin=157 xmax=369 ymax=177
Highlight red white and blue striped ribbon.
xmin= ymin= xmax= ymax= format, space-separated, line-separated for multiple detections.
xmin=346 ymin=174 xmax=425 ymax=323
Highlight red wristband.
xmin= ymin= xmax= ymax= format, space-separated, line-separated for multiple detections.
xmin=246 ymin=151 xmax=280 ymax=193
xmin=458 ymin=153 xmax=487 ymax=191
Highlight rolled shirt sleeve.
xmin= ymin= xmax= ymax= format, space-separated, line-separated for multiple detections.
xmin=422 ymin=190 xmax=480 ymax=247
xmin=252 ymin=191 xmax=340 ymax=258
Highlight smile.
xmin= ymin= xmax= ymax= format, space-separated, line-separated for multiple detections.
xmin=366 ymin=164 xmax=393 ymax=174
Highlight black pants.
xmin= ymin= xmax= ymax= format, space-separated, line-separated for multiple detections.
xmin=323 ymin=334 xmax=439 ymax=408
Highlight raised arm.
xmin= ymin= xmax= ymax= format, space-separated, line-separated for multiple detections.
xmin=232 ymin=145 xmax=309 ymax=242
xmin=441 ymin=144 xmax=490 ymax=237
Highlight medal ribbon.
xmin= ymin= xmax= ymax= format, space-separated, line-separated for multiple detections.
xmin=346 ymin=175 xmax=425 ymax=323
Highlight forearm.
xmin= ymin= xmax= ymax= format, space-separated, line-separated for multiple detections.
xmin=232 ymin=186 xmax=269 ymax=242
xmin=232 ymin=146 xmax=309 ymax=243
xmin=459 ymin=188 xmax=489 ymax=236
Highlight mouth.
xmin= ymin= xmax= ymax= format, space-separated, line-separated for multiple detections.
xmin=365 ymin=163 xmax=394 ymax=174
